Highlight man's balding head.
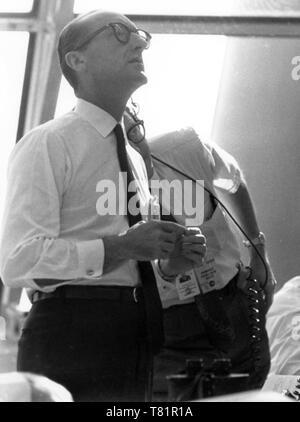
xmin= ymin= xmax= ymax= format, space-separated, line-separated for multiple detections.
xmin=58 ymin=10 xmax=110 ymax=89
xmin=57 ymin=9 xmax=149 ymax=117
xmin=58 ymin=10 xmax=136 ymax=90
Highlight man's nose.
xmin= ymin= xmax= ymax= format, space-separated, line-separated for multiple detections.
xmin=131 ymin=32 xmax=149 ymax=50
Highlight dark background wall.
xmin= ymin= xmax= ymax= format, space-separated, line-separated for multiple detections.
xmin=212 ymin=37 xmax=300 ymax=289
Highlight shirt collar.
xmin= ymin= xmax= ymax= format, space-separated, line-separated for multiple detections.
xmin=74 ymin=98 xmax=118 ymax=138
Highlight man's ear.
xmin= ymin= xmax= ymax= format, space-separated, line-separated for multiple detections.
xmin=65 ymin=51 xmax=86 ymax=72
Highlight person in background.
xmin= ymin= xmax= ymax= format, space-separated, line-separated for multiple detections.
xmin=0 ymin=10 xmax=206 ymax=401
xmin=266 ymin=276 xmax=300 ymax=376
xmin=124 ymin=107 xmax=276 ymax=399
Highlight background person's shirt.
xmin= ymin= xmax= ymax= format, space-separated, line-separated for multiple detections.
xmin=0 ymin=99 xmax=151 ymax=293
xmin=266 ymin=276 xmax=300 ymax=376
xmin=149 ymin=127 xmax=242 ymax=307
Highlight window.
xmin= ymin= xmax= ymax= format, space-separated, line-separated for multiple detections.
xmin=74 ymin=0 xmax=300 ymax=16
xmin=74 ymin=0 xmax=232 ymax=16
xmin=0 ymin=32 xmax=29 ymax=223
xmin=56 ymin=34 xmax=227 ymax=140
xmin=0 ymin=0 xmax=34 ymax=14
xmin=132 ymin=34 xmax=226 ymax=139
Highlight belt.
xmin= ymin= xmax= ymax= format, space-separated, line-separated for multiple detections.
xmin=31 ymin=285 xmax=143 ymax=304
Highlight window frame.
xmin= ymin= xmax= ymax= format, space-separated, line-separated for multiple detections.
xmin=0 ymin=0 xmax=37 ymax=18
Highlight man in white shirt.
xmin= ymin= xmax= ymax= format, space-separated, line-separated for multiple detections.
xmin=124 ymin=110 xmax=276 ymax=399
xmin=0 ymin=10 xmax=206 ymax=401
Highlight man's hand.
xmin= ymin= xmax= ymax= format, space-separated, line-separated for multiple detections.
xmin=103 ymin=220 xmax=187 ymax=273
xmin=121 ymin=220 xmax=186 ymax=260
xmin=158 ymin=227 xmax=207 ymax=276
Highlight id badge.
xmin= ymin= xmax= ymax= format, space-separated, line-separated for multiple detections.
xmin=176 ymin=271 xmax=200 ymax=301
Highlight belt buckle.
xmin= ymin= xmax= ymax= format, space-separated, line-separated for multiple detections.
xmin=133 ymin=287 xmax=138 ymax=303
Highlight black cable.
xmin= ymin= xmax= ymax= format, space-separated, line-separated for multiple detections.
xmin=151 ymin=153 xmax=269 ymax=289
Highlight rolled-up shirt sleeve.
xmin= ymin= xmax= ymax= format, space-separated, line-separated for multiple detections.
xmin=207 ymin=142 xmax=242 ymax=194
xmin=0 ymin=128 xmax=104 ymax=289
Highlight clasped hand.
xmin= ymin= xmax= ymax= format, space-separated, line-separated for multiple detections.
xmin=160 ymin=226 xmax=207 ymax=276
xmin=123 ymin=220 xmax=206 ymax=275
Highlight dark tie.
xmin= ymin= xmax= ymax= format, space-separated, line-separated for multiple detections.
xmin=114 ymin=123 xmax=164 ymax=353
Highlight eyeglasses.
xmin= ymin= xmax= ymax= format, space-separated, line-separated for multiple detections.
xmin=125 ymin=104 xmax=146 ymax=144
xmin=73 ymin=22 xmax=152 ymax=51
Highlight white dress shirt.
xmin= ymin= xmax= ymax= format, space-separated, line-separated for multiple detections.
xmin=266 ymin=276 xmax=300 ymax=376
xmin=0 ymin=99 xmax=151 ymax=293
xmin=149 ymin=127 xmax=242 ymax=307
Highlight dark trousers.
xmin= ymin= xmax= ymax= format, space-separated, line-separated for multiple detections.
xmin=17 ymin=290 xmax=152 ymax=402
xmin=153 ymin=303 xmax=222 ymax=400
